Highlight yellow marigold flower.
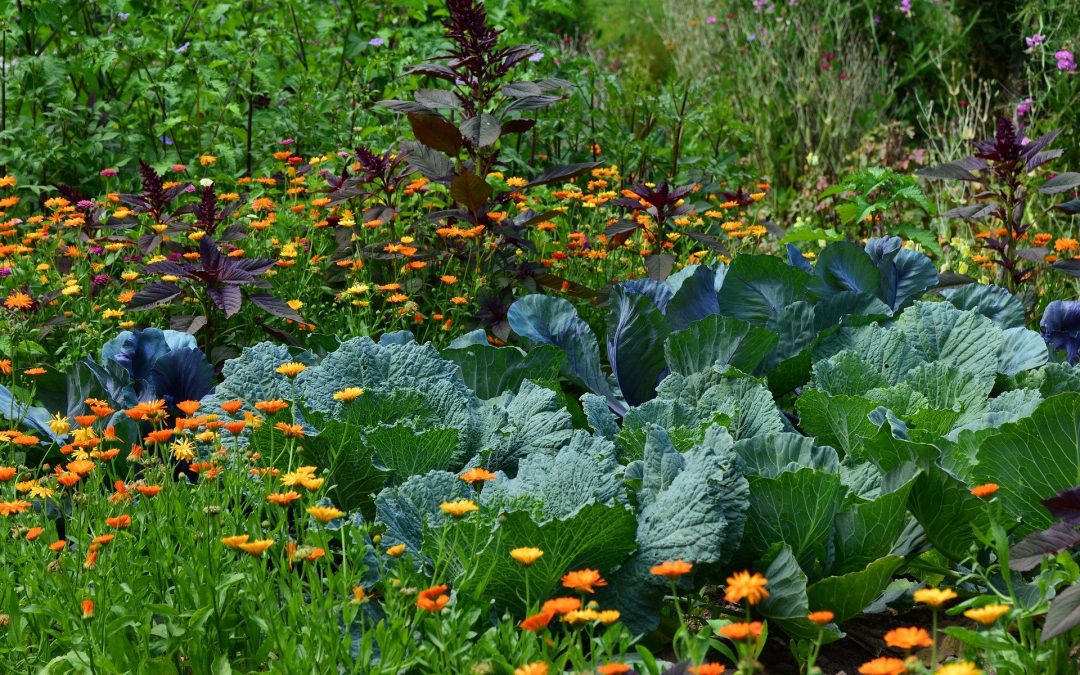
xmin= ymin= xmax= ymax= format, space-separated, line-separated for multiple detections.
xmin=914 ymin=587 xmax=957 ymax=607
xmin=275 ymin=362 xmax=307 ymax=377
xmin=510 ymin=547 xmax=544 ymax=565
xmin=934 ymin=662 xmax=982 ymax=675
xmin=171 ymin=438 xmax=196 ymax=461
xmin=963 ymin=603 xmax=1010 ymax=625
xmin=724 ymin=570 xmax=769 ymax=605
xmin=287 ymin=299 xmax=303 ymax=311
xmin=199 ymin=155 xmax=217 ymax=166
xmin=386 ymin=543 xmax=407 ymax=557
xmin=333 ymin=387 xmax=365 ymax=401
xmin=514 ymin=663 xmax=548 ymax=675
xmin=221 ymin=535 xmax=250 ymax=548
xmin=49 ymin=413 xmax=71 ymax=436
xmin=439 ymin=499 xmax=479 ymax=518
xmin=596 ymin=609 xmax=620 ymax=624
xmin=350 ymin=587 xmax=366 ymax=604
xmin=561 ymin=609 xmax=601 ymax=624
xmin=237 ymin=539 xmax=274 ymax=556
xmin=307 ymin=505 xmax=345 ymax=523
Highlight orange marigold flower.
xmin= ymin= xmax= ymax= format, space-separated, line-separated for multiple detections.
xmin=416 ymin=584 xmax=450 ymax=612
xmin=690 ymin=665 xmax=725 ymax=675
xmin=49 ymin=540 xmax=67 ymax=551
xmin=136 ymin=485 xmax=162 ymax=497
xmin=541 ymin=597 xmax=581 ymax=615
xmin=12 ymin=435 xmax=38 ymax=446
xmin=144 ymin=428 xmax=174 ymax=444
xmin=57 ymin=472 xmax=81 ymax=487
xmin=221 ymin=535 xmax=250 ymax=549
xmin=67 ymin=459 xmax=95 ymax=475
xmin=26 ymin=526 xmax=45 ymax=540
xmin=858 ymin=657 xmax=907 ymax=675
xmin=106 ymin=514 xmax=131 ymax=529
xmin=221 ymin=400 xmax=244 ymax=414
xmin=4 ymin=291 xmax=33 ymax=310
xmin=459 ymin=467 xmax=496 ymax=483
xmin=386 ymin=543 xmax=407 ymax=557
xmin=561 ymin=568 xmax=607 ymax=594
xmin=92 ymin=534 xmax=115 ymax=545
xmin=717 ymin=621 xmax=763 ymax=641
xmin=970 ymin=483 xmax=999 ymax=499
xmin=275 ymin=421 xmax=305 ymax=438
xmin=651 ymin=560 xmax=693 ymax=578
xmin=0 ymin=500 xmax=32 ymax=516
xmin=1054 ymin=237 xmax=1079 ymax=252
xmin=268 ymin=491 xmax=302 ymax=506
xmin=0 ymin=466 xmax=17 ymax=481
xmin=808 ymin=610 xmax=835 ymax=625
xmin=23 ymin=367 xmax=47 ymax=376
xmin=255 ymin=399 xmax=290 ymax=414
xmin=885 ymin=626 xmax=933 ymax=650
xmin=724 ymin=570 xmax=769 ymax=605
xmin=176 ymin=400 xmax=201 ymax=416
xmin=82 ymin=599 xmax=94 ymax=619
xmin=520 ymin=610 xmax=555 ymax=632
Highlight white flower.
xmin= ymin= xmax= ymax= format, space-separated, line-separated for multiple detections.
xmin=199 ymin=178 xmax=214 ymax=187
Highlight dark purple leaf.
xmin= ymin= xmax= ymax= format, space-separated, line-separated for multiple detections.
xmin=1028 ymin=149 xmax=1064 ymax=171
xmin=206 ymin=284 xmax=243 ymax=317
xmin=169 ymin=315 xmax=208 ymax=334
xmin=150 ymin=347 xmax=215 ymax=407
xmin=1042 ymin=583 xmax=1080 ymax=641
xmin=459 ymin=114 xmax=501 ymax=148
xmin=247 ymin=293 xmax=305 ymax=322
xmin=403 ymin=63 xmax=458 ymax=80
xmin=127 ymin=282 xmax=183 ymax=311
xmin=376 ymin=99 xmax=435 ymax=114
xmin=450 ymin=170 xmax=492 ymax=213
xmin=1057 ymin=198 xmax=1080 ymax=214
xmin=1009 ymin=522 xmax=1080 ymax=571
xmin=1050 ymin=260 xmax=1080 ymax=278
xmin=408 ymin=112 xmax=464 ymax=156
xmin=413 ymin=88 xmax=462 ymax=110
xmin=916 ymin=161 xmax=982 ymax=182
xmin=645 ymin=253 xmax=675 ymax=281
xmin=502 ymin=81 xmax=542 ymax=98
xmin=526 ymin=162 xmax=601 ymax=188
xmin=144 ymin=260 xmax=192 ymax=277
xmin=504 ymin=95 xmax=562 ymax=112
xmin=942 ymin=203 xmax=997 ymax=220
xmin=501 ymin=118 xmax=536 ymax=136
xmin=1040 ymin=172 xmax=1080 ymax=195
xmin=681 ymin=231 xmax=730 ymax=255
xmin=401 ymin=141 xmax=455 ymax=182
xmin=1016 ymin=247 xmax=1049 ymax=263
xmin=1044 ymin=485 xmax=1080 ymax=524
xmin=1020 ymin=128 xmax=1062 ymax=160
xmin=533 ymin=77 xmax=573 ymax=91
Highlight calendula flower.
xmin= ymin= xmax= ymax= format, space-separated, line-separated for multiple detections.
xmin=23 ymin=367 xmax=47 ymax=376
xmin=439 ymin=499 xmax=479 ymax=518
xmin=724 ymin=570 xmax=769 ymax=605
xmin=136 ymin=485 xmax=162 ymax=497
xmin=542 ymin=597 xmax=581 ymax=615
xmin=970 ymin=483 xmax=999 ymax=499
xmin=884 ymin=626 xmax=933 ymax=650
xmin=221 ymin=400 xmax=244 ymax=414
xmin=4 ymin=291 xmax=33 ymax=310
xmin=105 ymin=514 xmax=131 ymax=529
xmin=0 ymin=466 xmax=16 ymax=481
xmin=510 ymin=547 xmax=544 ymax=565
xmin=26 ymin=526 xmax=44 ymax=540
xmin=350 ymin=587 xmax=366 ymax=604
xmin=459 ymin=467 xmax=496 ymax=483
xmin=416 ymin=584 xmax=450 ymax=612
xmin=221 ymin=535 xmax=250 ymax=549
xmin=168 ymin=437 xmax=195 ymax=461
xmin=82 ymin=599 xmax=94 ymax=619
xmin=333 ymin=387 xmax=365 ymax=401
xmin=597 ymin=664 xmax=632 ymax=675
xmin=808 ymin=610 xmax=834 ymax=625
xmin=49 ymin=413 xmax=71 ymax=436
xmin=237 ymin=539 xmax=275 ymax=556
xmin=275 ymin=422 xmax=305 ymax=438
xmin=307 ymin=505 xmax=345 ymax=523
xmin=963 ymin=603 xmax=1010 ymax=625
xmin=914 ymin=587 xmax=957 ymax=607
xmin=254 ymin=399 xmax=289 ymax=414
xmin=596 ymin=610 xmax=620 ymax=624
xmin=651 ymin=560 xmax=693 ymax=578
xmin=275 ymin=362 xmax=307 ymax=377
xmin=520 ymin=610 xmax=555 ymax=632
xmin=0 ymin=500 xmax=32 ymax=516
xmin=689 ymin=665 xmax=725 ymax=675
xmin=716 ymin=621 xmax=763 ymax=641
xmin=514 ymin=663 xmax=548 ymax=675
xmin=858 ymin=657 xmax=906 ymax=675
xmin=386 ymin=543 xmax=407 ymax=557
xmin=176 ymin=400 xmax=201 ymax=416
xmin=561 ymin=568 xmax=607 ymax=594
xmin=268 ymin=491 xmax=301 ymax=506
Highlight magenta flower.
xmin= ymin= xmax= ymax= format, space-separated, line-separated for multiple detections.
xmin=1025 ymin=34 xmax=1045 ymax=49
xmin=1015 ymin=97 xmax=1033 ymax=118
xmin=1055 ymin=50 xmax=1076 ymax=72
xmin=899 ymin=0 xmax=912 ymax=16
xmin=706 ymin=16 xmax=717 ymax=24
xmin=99 ymin=168 xmax=118 ymax=177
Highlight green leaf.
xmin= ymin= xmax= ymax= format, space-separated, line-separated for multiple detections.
xmin=744 ymin=468 xmax=846 ymax=569
xmin=894 ymin=302 xmax=1001 ymax=380
xmin=665 ymin=315 xmax=778 ymax=376
xmin=375 ymin=471 xmax=473 ymax=556
xmin=758 ymin=546 xmax=843 ymax=642
xmin=480 ymin=381 xmax=575 ymax=474
xmin=974 ymin=394 xmax=1080 ymax=531
xmin=832 ymin=473 xmax=918 ymax=575
xmin=810 ymin=242 xmax=881 ymax=298
xmin=734 ymin=433 xmax=840 ymax=478
xmin=806 ymin=556 xmax=905 ymax=624
xmin=717 ymin=254 xmax=810 ymax=325
xmin=908 ymin=465 xmax=988 ymax=561
xmin=941 ymin=284 xmax=1025 ymax=329
xmin=444 ymin=343 xmax=564 ymax=399
xmin=796 ymin=390 xmax=880 ymax=457
xmin=367 ymin=424 xmax=459 ymax=478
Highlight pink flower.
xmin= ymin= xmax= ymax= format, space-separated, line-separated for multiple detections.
xmin=1055 ymin=50 xmax=1076 ymax=72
